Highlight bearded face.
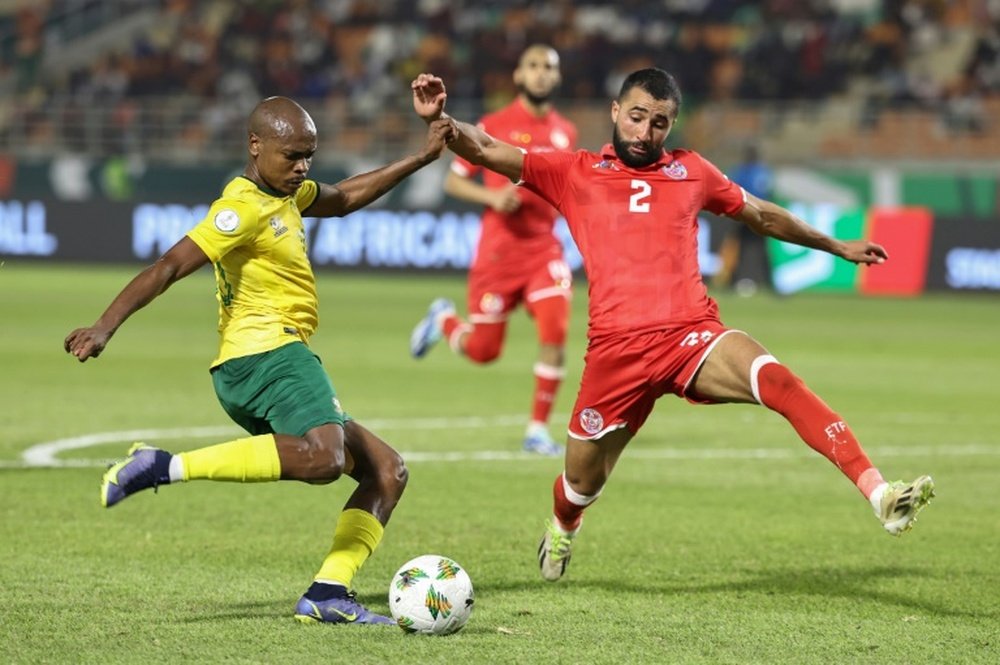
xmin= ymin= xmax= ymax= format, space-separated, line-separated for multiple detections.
xmin=612 ymin=122 xmax=662 ymax=169
xmin=609 ymin=88 xmax=678 ymax=168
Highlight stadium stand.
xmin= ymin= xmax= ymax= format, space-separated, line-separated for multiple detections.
xmin=0 ymin=0 xmax=997 ymax=165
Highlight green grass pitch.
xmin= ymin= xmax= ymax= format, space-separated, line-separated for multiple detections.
xmin=1 ymin=262 xmax=998 ymax=663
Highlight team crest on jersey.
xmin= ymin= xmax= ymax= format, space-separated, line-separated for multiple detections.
xmin=550 ymin=128 xmax=570 ymax=149
xmin=510 ymin=131 xmax=532 ymax=144
xmin=579 ymin=408 xmax=604 ymax=435
xmin=661 ymin=160 xmax=688 ymax=180
xmin=591 ymin=160 xmax=620 ymax=171
xmin=269 ymin=216 xmax=288 ymax=238
xmin=214 ymin=209 xmax=240 ymax=233
xmin=479 ymin=293 xmax=504 ymax=314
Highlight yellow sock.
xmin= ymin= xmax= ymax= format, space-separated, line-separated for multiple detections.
xmin=178 ymin=434 xmax=281 ymax=482
xmin=314 ymin=509 xmax=384 ymax=587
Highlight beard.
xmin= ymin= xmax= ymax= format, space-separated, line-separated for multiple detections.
xmin=517 ymin=83 xmax=552 ymax=107
xmin=612 ymin=125 xmax=662 ymax=168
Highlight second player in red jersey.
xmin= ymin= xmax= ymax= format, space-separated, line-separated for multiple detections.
xmin=412 ymin=66 xmax=934 ymax=584
xmin=410 ymin=45 xmax=578 ymax=456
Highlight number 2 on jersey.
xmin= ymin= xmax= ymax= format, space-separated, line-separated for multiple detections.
xmin=629 ymin=179 xmax=651 ymax=213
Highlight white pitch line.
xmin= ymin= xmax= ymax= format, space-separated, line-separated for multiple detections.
xmin=3 ymin=415 xmax=998 ymax=469
xmin=20 ymin=426 xmax=240 ymax=467
xmin=14 ymin=415 xmax=529 ymax=468
xmin=400 ymin=443 xmax=1000 ymax=463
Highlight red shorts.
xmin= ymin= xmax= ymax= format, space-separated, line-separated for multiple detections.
xmin=568 ymin=319 xmax=740 ymax=440
xmin=467 ymin=250 xmax=572 ymax=323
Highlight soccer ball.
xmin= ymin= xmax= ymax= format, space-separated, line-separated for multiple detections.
xmin=388 ymin=554 xmax=474 ymax=635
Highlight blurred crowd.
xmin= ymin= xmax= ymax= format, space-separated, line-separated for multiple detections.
xmin=1 ymin=0 xmax=998 ymax=159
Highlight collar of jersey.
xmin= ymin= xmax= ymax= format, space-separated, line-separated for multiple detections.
xmin=239 ymin=175 xmax=290 ymax=199
xmin=515 ymin=96 xmax=553 ymax=122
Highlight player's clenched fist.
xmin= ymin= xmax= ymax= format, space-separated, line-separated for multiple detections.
xmin=419 ymin=118 xmax=457 ymax=161
xmin=64 ymin=326 xmax=111 ymax=362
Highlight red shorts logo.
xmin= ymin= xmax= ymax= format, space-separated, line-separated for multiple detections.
xmin=479 ymin=292 xmax=504 ymax=314
xmin=579 ymin=408 xmax=604 ymax=435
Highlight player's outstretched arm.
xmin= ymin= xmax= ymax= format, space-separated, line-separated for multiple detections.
xmin=411 ymin=73 xmax=524 ymax=183
xmin=732 ymin=192 xmax=889 ymax=265
xmin=444 ymin=170 xmax=522 ymax=213
xmin=64 ymin=237 xmax=210 ymax=362
xmin=306 ymin=118 xmax=455 ymax=218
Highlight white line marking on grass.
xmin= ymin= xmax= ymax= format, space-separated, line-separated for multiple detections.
xmin=12 ymin=415 xmax=529 ymax=468
xmin=20 ymin=426 xmax=240 ymax=467
xmin=5 ymin=414 xmax=998 ymax=469
xmin=401 ymin=443 xmax=1000 ymax=463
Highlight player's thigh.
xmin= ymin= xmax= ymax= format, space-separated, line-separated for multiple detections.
xmin=689 ymin=331 xmax=770 ymax=403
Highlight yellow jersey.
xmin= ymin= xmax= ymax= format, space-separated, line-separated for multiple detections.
xmin=187 ymin=176 xmax=320 ymax=367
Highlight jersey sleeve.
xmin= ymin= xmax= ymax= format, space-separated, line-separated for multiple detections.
xmin=186 ymin=199 xmax=260 ymax=262
xmin=294 ymin=179 xmax=320 ymax=214
xmin=696 ymin=152 xmax=746 ymax=216
xmin=520 ymin=150 xmax=579 ymax=209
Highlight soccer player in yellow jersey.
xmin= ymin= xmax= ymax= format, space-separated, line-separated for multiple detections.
xmin=65 ymin=96 xmax=456 ymax=625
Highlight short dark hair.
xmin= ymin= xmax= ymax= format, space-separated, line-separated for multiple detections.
xmin=618 ymin=68 xmax=682 ymax=114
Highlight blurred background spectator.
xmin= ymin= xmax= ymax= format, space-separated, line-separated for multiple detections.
xmin=0 ymin=0 xmax=998 ymax=167
xmin=712 ymin=142 xmax=776 ymax=296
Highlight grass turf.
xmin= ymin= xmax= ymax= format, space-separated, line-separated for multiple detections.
xmin=1 ymin=262 xmax=998 ymax=664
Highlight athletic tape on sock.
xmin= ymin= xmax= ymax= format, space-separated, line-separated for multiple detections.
xmin=562 ymin=473 xmax=601 ymax=506
xmin=533 ymin=361 xmax=566 ymax=380
xmin=750 ymin=354 xmax=779 ymax=405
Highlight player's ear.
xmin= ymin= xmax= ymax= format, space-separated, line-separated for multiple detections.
xmin=248 ymin=133 xmax=261 ymax=157
xmin=610 ymin=100 xmax=620 ymax=124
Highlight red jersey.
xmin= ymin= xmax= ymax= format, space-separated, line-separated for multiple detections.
xmin=451 ymin=98 xmax=577 ymax=264
xmin=521 ymin=144 xmax=746 ymax=337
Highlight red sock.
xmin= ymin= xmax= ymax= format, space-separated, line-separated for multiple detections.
xmin=755 ymin=360 xmax=883 ymax=498
xmin=531 ymin=362 xmax=564 ymax=425
xmin=552 ymin=473 xmax=599 ymax=531
xmin=441 ymin=315 xmax=473 ymax=355
xmin=441 ymin=314 xmax=462 ymax=340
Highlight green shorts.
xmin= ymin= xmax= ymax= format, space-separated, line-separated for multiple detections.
xmin=211 ymin=341 xmax=348 ymax=437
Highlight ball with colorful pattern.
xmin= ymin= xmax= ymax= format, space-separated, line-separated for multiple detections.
xmin=388 ymin=554 xmax=474 ymax=635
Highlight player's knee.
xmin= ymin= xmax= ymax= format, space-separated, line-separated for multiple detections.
xmin=311 ymin=451 xmax=346 ymax=483
xmin=382 ymin=449 xmax=409 ymax=498
xmin=533 ymin=299 xmax=569 ymax=345
xmin=464 ymin=334 xmax=503 ymax=363
xmin=301 ymin=433 xmax=347 ymax=483
xmin=563 ymin=469 xmax=605 ymax=498
xmin=539 ymin=317 xmax=569 ymax=346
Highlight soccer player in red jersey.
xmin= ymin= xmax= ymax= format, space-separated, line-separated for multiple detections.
xmin=411 ymin=68 xmax=935 ymax=580
xmin=409 ymin=45 xmax=578 ymax=456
